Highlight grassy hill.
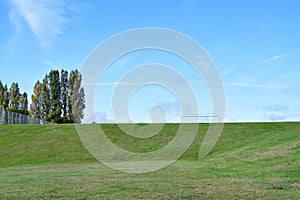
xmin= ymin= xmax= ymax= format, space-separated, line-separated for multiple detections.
xmin=0 ymin=123 xmax=299 ymax=199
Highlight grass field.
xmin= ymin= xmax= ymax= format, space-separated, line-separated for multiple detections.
xmin=0 ymin=123 xmax=299 ymax=199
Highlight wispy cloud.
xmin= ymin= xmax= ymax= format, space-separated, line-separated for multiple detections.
xmin=260 ymin=22 xmax=279 ymax=28
xmin=83 ymin=81 xmax=142 ymax=86
xmin=261 ymin=54 xmax=285 ymax=63
xmin=158 ymin=100 xmax=181 ymax=114
xmin=9 ymin=0 xmax=71 ymax=48
xmin=8 ymin=6 xmax=22 ymax=31
xmin=176 ymin=0 xmax=198 ymax=14
xmin=182 ymin=0 xmax=197 ymax=10
xmin=261 ymin=104 xmax=289 ymax=113
xmin=260 ymin=104 xmax=292 ymax=121
xmin=108 ymin=58 xmax=129 ymax=72
xmin=223 ymin=68 xmax=235 ymax=75
xmin=155 ymin=100 xmax=184 ymax=123
xmin=95 ymin=112 xmax=113 ymax=123
xmin=224 ymin=81 xmax=280 ymax=89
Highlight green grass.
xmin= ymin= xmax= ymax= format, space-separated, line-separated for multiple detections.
xmin=0 ymin=123 xmax=299 ymax=199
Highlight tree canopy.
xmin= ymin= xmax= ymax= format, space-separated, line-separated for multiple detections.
xmin=0 ymin=69 xmax=85 ymax=124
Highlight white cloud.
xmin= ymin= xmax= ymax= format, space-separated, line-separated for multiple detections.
xmin=261 ymin=54 xmax=285 ymax=63
xmin=111 ymin=58 xmax=128 ymax=70
xmin=9 ymin=0 xmax=70 ymax=48
xmin=260 ymin=23 xmax=279 ymax=28
xmin=83 ymin=81 xmax=142 ymax=86
xmin=95 ymin=112 xmax=113 ymax=123
xmin=223 ymin=68 xmax=234 ymax=75
xmin=224 ymin=81 xmax=280 ymax=89
xmin=259 ymin=104 xmax=297 ymax=121
xmin=8 ymin=6 xmax=22 ymax=31
xmin=261 ymin=104 xmax=289 ymax=113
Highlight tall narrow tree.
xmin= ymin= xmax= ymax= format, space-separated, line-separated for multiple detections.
xmin=68 ymin=70 xmax=85 ymax=123
xmin=3 ymin=84 xmax=9 ymax=110
xmin=60 ymin=70 xmax=68 ymax=123
xmin=30 ymin=81 xmax=42 ymax=119
xmin=48 ymin=70 xmax=62 ymax=122
xmin=8 ymin=83 xmax=21 ymax=112
xmin=67 ymin=70 xmax=75 ymax=122
xmin=0 ymin=81 xmax=4 ymax=109
xmin=0 ymin=83 xmax=9 ymax=110
xmin=0 ymin=83 xmax=9 ymax=124
xmin=19 ymin=92 xmax=29 ymax=115
xmin=40 ymin=75 xmax=51 ymax=121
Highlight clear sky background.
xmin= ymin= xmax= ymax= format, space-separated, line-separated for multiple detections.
xmin=0 ymin=0 xmax=299 ymax=122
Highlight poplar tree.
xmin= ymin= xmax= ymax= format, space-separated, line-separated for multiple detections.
xmin=19 ymin=92 xmax=29 ymax=115
xmin=60 ymin=70 xmax=68 ymax=123
xmin=30 ymin=81 xmax=42 ymax=118
xmin=3 ymin=84 xmax=9 ymax=109
xmin=67 ymin=70 xmax=75 ymax=122
xmin=0 ymin=81 xmax=4 ymax=109
xmin=40 ymin=75 xmax=51 ymax=121
xmin=48 ymin=70 xmax=62 ymax=122
xmin=68 ymin=70 xmax=85 ymax=123
xmin=28 ymin=69 xmax=85 ymax=123
xmin=8 ymin=83 xmax=21 ymax=112
xmin=0 ymin=83 xmax=8 ymax=110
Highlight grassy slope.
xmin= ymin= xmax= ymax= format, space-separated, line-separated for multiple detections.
xmin=0 ymin=123 xmax=299 ymax=199
xmin=0 ymin=124 xmax=96 ymax=167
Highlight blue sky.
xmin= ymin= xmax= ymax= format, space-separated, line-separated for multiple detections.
xmin=0 ymin=0 xmax=300 ymax=122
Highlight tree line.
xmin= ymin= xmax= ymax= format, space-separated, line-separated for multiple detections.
xmin=0 ymin=69 xmax=85 ymax=123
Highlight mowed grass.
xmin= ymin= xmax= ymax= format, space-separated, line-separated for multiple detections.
xmin=0 ymin=123 xmax=299 ymax=199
